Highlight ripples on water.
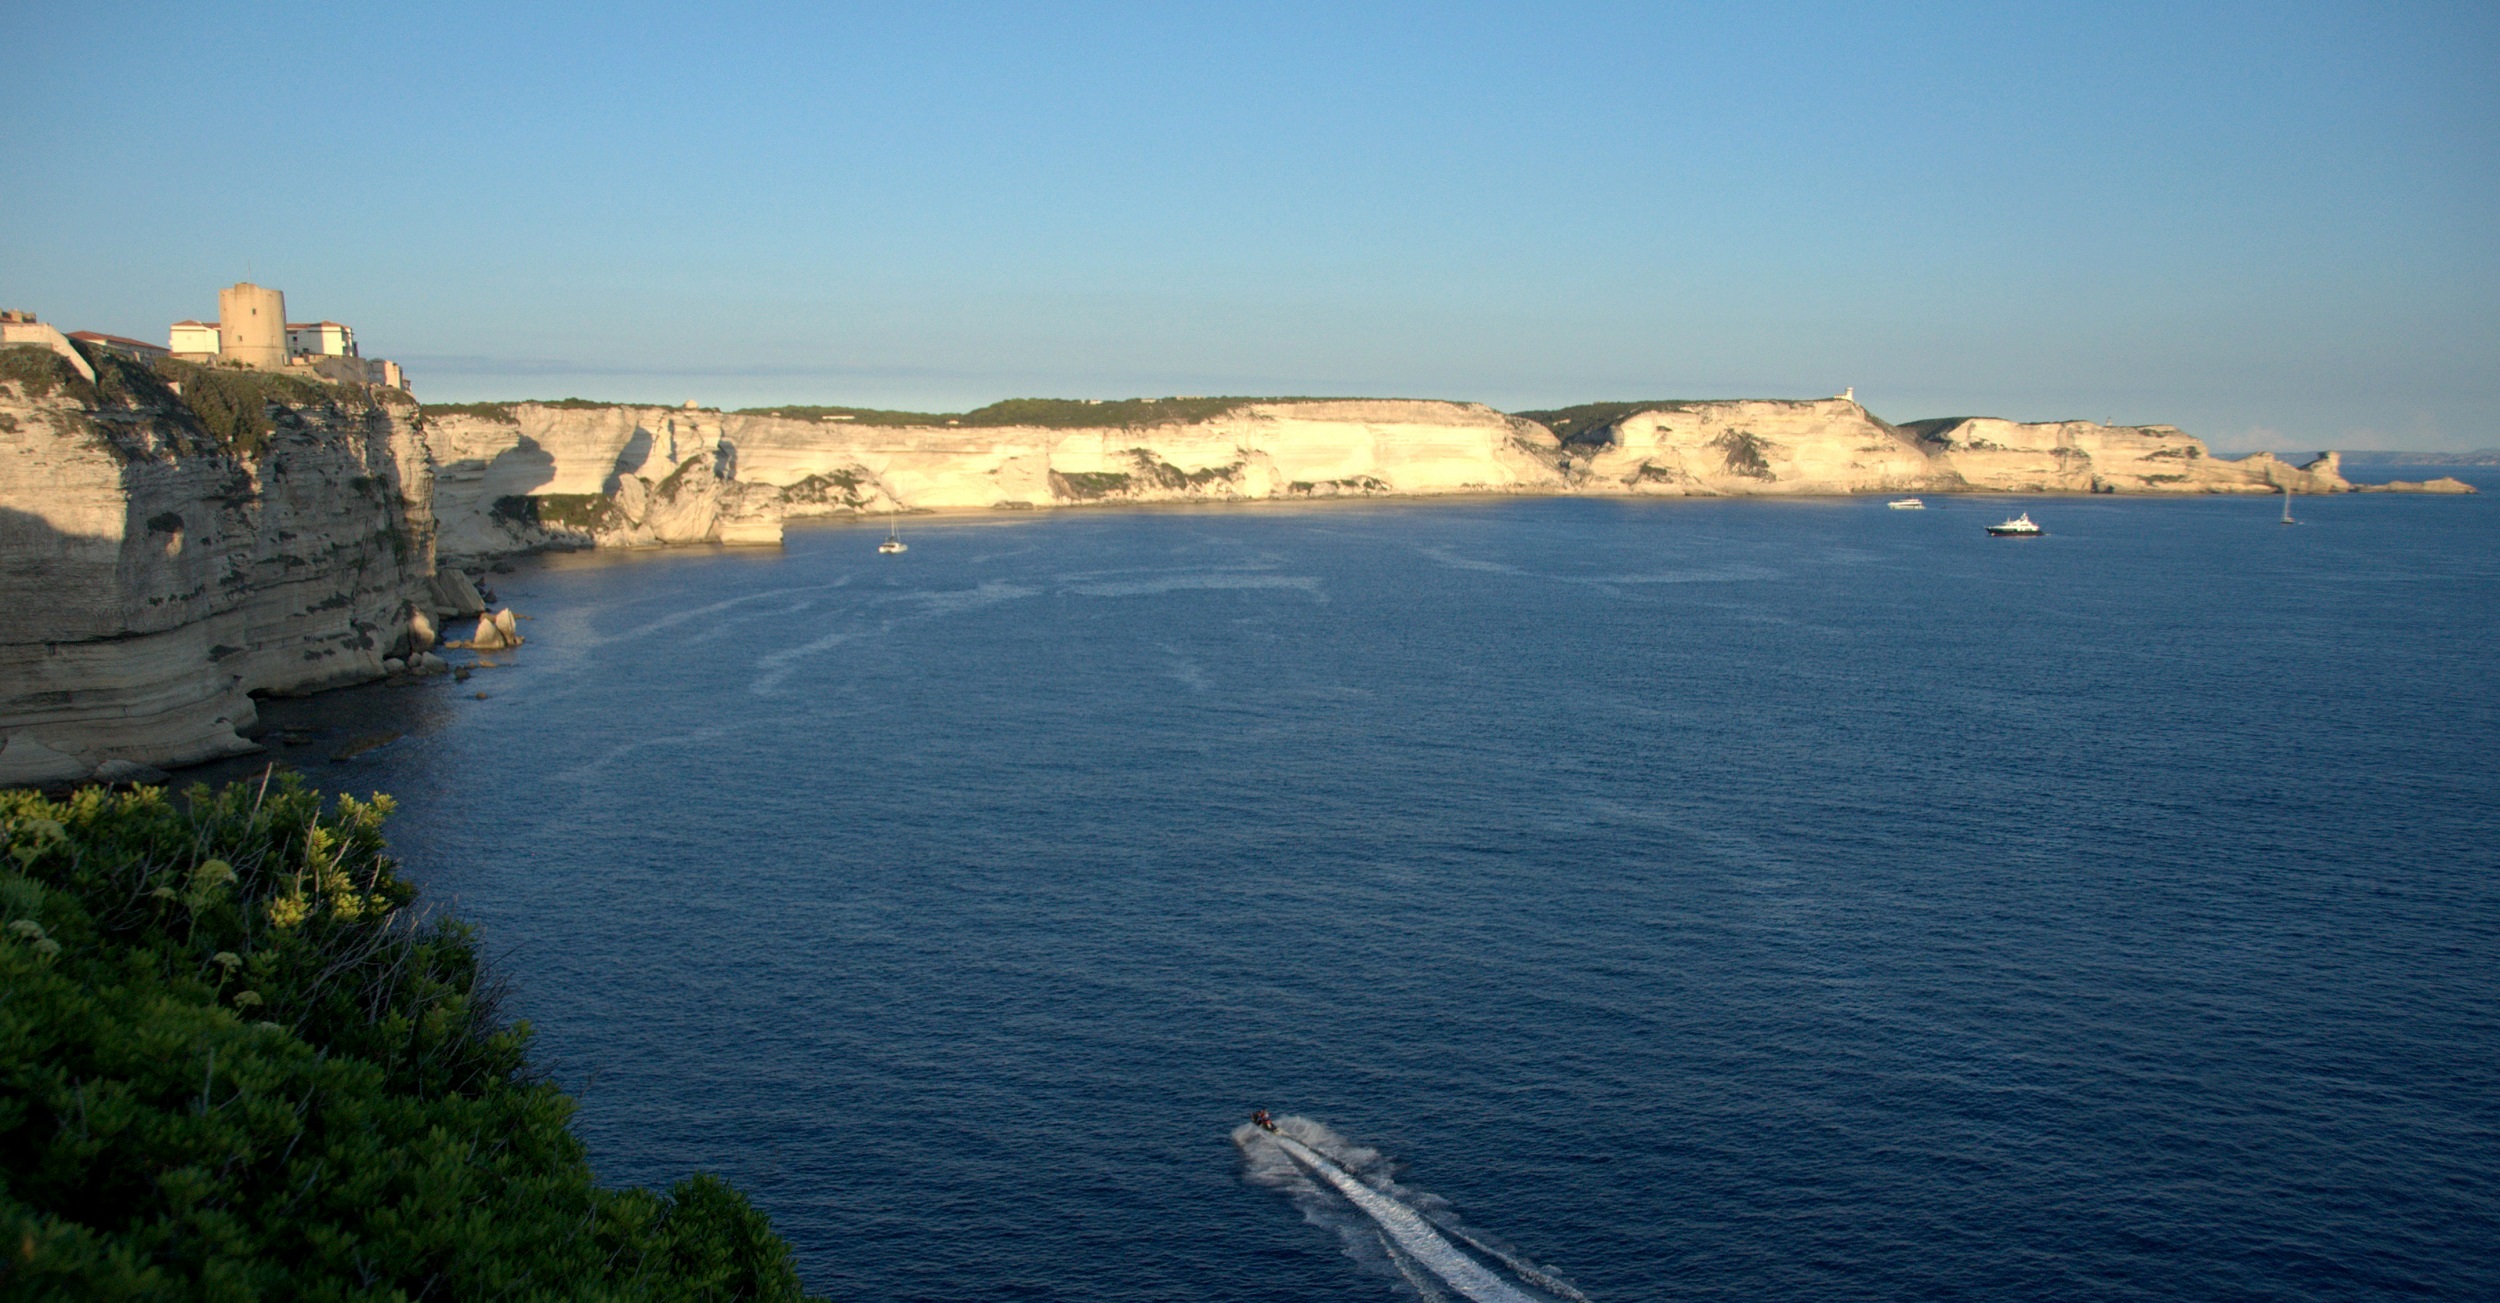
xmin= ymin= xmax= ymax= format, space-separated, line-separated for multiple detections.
xmin=271 ymin=486 xmax=2499 ymax=1300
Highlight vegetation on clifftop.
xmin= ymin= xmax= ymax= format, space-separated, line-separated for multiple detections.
xmin=736 ymin=397 xmax=1277 ymax=427
xmin=0 ymin=778 xmax=818 ymax=1301
xmin=494 ymin=492 xmax=619 ymax=532
xmin=4 ymin=347 xmax=385 ymax=462
xmin=418 ymin=399 xmax=632 ymax=424
xmin=1516 ymin=399 xmax=1845 ymax=448
xmin=416 ymin=400 xmax=523 ymax=425
xmin=149 ymin=360 xmax=370 ymax=459
xmin=730 ymin=396 xmax=1349 ymax=428
xmin=1514 ymin=401 xmax=1710 ymax=447
xmin=0 ymin=346 xmax=99 ymax=409
xmin=419 ymin=394 xmax=1433 ymax=429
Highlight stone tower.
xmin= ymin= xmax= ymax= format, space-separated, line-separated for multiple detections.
xmin=217 ymin=282 xmax=287 ymax=368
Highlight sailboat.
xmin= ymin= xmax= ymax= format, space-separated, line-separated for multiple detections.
xmin=2280 ymin=483 xmax=2297 ymax=526
xmin=878 ymin=505 xmax=907 ymax=554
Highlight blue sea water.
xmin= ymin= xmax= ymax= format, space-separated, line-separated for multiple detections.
xmin=270 ymin=484 xmax=2499 ymax=1300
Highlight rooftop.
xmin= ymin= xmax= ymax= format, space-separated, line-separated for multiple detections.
xmin=68 ymin=331 xmax=170 ymax=353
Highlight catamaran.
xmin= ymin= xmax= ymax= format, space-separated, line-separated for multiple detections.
xmin=878 ymin=507 xmax=907 ymax=554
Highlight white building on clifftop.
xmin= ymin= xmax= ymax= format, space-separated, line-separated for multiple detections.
xmin=168 ymin=320 xmax=219 ymax=357
xmin=286 ymin=320 xmax=355 ymax=357
xmin=166 ymin=282 xmax=411 ymax=392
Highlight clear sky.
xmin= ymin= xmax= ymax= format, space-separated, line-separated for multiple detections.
xmin=4 ymin=2 xmax=2493 ymax=449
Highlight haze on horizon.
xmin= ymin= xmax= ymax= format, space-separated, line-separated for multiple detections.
xmin=3 ymin=2 xmax=2493 ymax=452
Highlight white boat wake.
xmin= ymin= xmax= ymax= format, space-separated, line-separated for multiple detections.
xmin=1235 ymin=1116 xmax=1587 ymax=1302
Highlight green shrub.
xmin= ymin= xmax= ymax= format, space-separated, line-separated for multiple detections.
xmin=1710 ymin=429 xmax=1774 ymax=479
xmin=959 ymin=397 xmax=1252 ymax=429
xmin=1519 ymin=400 xmax=1827 ymax=449
xmin=1049 ymin=470 xmax=1133 ymax=499
xmin=520 ymin=398 xmax=632 ymax=412
xmin=0 ymin=346 xmax=98 ymax=408
xmin=533 ymin=493 xmax=621 ymax=531
xmin=417 ymin=401 xmax=522 ymax=425
xmin=148 ymin=361 xmax=361 ymax=460
xmin=732 ymin=405 xmax=951 ymax=426
xmin=738 ymin=396 xmax=1363 ymax=429
xmin=1513 ymin=401 xmax=1700 ymax=447
xmin=0 ymin=779 xmax=819 ymax=1301
xmin=490 ymin=493 xmax=619 ymax=532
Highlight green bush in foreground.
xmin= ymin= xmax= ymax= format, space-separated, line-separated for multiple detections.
xmin=0 ymin=779 xmax=818 ymax=1301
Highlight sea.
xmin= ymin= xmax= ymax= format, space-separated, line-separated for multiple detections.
xmin=215 ymin=472 xmax=2500 ymax=1301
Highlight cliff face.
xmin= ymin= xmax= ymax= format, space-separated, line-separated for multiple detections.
xmin=1561 ymin=402 xmax=2350 ymax=496
xmin=1572 ymin=398 xmax=1955 ymax=495
xmin=0 ymin=355 xmax=2442 ymax=782
xmin=422 ymin=397 xmax=2375 ymax=557
xmin=1902 ymin=417 xmax=2350 ymax=494
xmin=0 ymin=348 xmax=436 ymax=786
xmin=421 ymin=399 xmax=1563 ymax=557
xmin=425 ymin=404 xmax=796 ymax=560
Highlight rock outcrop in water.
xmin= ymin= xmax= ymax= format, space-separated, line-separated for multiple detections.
xmin=2356 ymin=476 xmax=2476 ymax=494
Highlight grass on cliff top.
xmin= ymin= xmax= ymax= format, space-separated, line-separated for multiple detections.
xmin=1518 ymin=398 xmax=1882 ymax=447
xmin=417 ymin=400 xmax=522 ymax=424
xmin=0 ymin=777 xmax=819 ymax=1301
xmin=1895 ymin=418 xmax=1976 ymax=445
xmin=148 ymin=359 xmax=373 ymax=459
xmin=3 ymin=347 xmax=380 ymax=461
xmin=417 ymin=398 xmax=627 ymax=423
xmin=1517 ymin=400 xmax=1839 ymax=446
xmin=421 ymin=395 xmax=1427 ymax=428
xmin=734 ymin=396 xmax=1364 ymax=428
xmin=1 ymin=347 xmax=102 ymax=422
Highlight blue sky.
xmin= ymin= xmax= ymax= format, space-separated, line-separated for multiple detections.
xmin=3 ymin=2 xmax=2493 ymax=448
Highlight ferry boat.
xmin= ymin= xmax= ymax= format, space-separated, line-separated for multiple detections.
xmin=1986 ymin=512 xmax=2044 ymax=537
xmin=1888 ymin=497 xmax=1925 ymax=510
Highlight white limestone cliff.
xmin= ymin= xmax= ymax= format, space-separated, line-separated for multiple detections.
xmin=1570 ymin=398 xmax=1957 ymax=495
xmin=420 ymin=399 xmax=1564 ymax=554
xmin=0 ymin=346 xmax=439 ymax=786
xmin=4 ymin=350 xmax=2460 ymax=786
xmin=418 ymin=397 xmax=2411 ymax=556
xmin=1900 ymin=417 xmax=2351 ymax=494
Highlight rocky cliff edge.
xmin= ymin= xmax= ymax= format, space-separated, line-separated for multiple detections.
xmin=418 ymin=396 xmax=2407 ymax=561
xmin=0 ymin=346 xmax=441 ymax=786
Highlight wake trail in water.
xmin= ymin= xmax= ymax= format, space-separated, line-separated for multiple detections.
xmin=1436 ymin=1222 xmax=1592 ymax=1303
xmin=1244 ymin=1120 xmax=1567 ymax=1303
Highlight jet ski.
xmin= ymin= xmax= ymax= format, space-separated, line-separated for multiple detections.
xmin=1251 ymin=1108 xmax=1278 ymax=1133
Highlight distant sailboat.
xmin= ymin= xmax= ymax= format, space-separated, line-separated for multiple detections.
xmin=2280 ymin=483 xmax=2297 ymax=526
xmin=878 ymin=505 xmax=907 ymax=554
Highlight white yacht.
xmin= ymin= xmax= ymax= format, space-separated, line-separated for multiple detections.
xmin=1888 ymin=497 xmax=1926 ymax=510
xmin=1986 ymin=512 xmax=2044 ymax=537
xmin=878 ymin=509 xmax=907 ymax=554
